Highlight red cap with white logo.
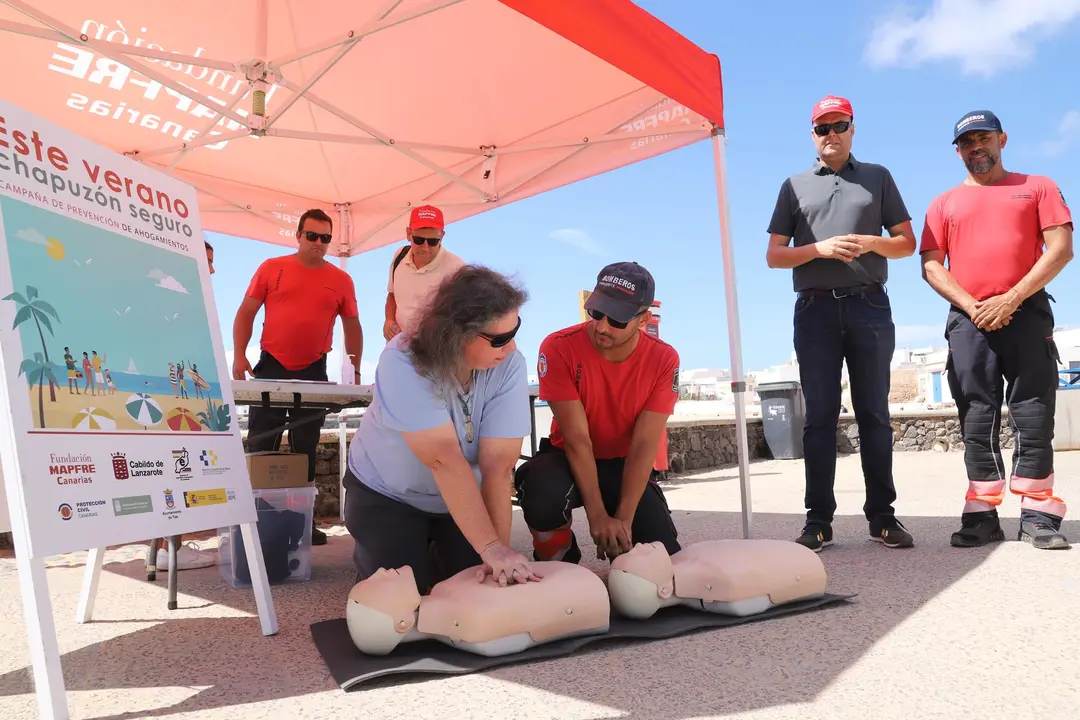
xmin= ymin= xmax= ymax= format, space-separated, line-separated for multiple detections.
xmin=811 ymin=95 xmax=854 ymax=124
xmin=409 ymin=204 xmax=444 ymax=231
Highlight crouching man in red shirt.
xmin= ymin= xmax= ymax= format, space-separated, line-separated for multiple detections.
xmin=513 ymin=262 xmax=681 ymax=563
xmin=920 ymin=110 xmax=1073 ymax=550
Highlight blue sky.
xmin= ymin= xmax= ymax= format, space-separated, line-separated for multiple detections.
xmin=207 ymin=0 xmax=1080 ymax=381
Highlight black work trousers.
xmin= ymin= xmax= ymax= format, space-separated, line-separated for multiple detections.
xmin=945 ymin=290 xmax=1065 ymax=523
xmin=513 ymin=438 xmax=681 ymax=563
xmin=245 ymin=351 xmax=327 ymax=483
xmin=343 ymin=469 xmax=480 ymax=594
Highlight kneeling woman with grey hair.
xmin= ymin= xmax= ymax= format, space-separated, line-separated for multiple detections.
xmin=343 ymin=264 xmax=541 ymax=592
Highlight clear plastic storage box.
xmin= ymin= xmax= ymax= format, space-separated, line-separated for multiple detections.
xmin=219 ymin=486 xmax=317 ymax=589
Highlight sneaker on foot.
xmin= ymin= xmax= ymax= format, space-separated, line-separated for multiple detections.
xmin=795 ymin=524 xmax=833 ymax=553
xmin=156 ymin=541 xmax=217 ymax=571
xmin=869 ymin=516 xmax=914 ymax=548
xmin=950 ymin=511 xmax=1005 ymax=547
xmin=311 ymin=523 xmax=327 ymax=546
xmin=1018 ymin=519 xmax=1070 ymax=550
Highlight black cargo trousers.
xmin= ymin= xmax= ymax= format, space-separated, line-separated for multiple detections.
xmin=945 ymin=289 xmax=1066 ymax=524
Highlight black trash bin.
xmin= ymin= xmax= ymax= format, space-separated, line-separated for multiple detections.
xmin=756 ymin=381 xmax=805 ymax=459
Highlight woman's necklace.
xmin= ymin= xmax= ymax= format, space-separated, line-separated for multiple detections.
xmin=456 ymin=370 xmax=477 ymax=443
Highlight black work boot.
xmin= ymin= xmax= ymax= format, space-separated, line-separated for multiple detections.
xmin=1018 ymin=519 xmax=1070 ymax=550
xmin=869 ymin=516 xmax=914 ymax=548
xmin=795 ymin=524 xmax=833 ymax=553
xmin=950 ymin=511 xmax=1005 ymax=547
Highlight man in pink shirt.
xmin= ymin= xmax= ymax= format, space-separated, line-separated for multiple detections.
xmin=920 ymin=110 xmax=1074 ymax=550
xmin=383 ymin=205 xmax=465 ymax=340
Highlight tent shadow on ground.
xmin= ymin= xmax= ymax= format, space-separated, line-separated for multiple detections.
xmin=2 ymin=506 xmax=1066 ymax=720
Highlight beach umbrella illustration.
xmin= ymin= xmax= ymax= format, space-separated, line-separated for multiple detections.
xmin=71 ymin=407 xmax=116 ymax=431
xmin=166 ymin=407 xmax=202 ymax=431
xmin=125 ymin=392 xmax=163 ymax=428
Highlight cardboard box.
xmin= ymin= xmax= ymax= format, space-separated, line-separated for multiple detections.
xmin=246 ymin=452 xmax=309 ymax=489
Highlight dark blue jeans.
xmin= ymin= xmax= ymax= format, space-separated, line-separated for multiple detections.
xmin=793 ymin=287 xmax=897 ymax=527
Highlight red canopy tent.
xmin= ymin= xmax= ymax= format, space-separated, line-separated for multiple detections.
xmin=0 ymin=0 xmax=754 ymax=537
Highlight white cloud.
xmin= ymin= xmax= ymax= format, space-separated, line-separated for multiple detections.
xmin=548 ymin=228 xmax=605 ymax=256
xmin=147 ymin=268 xmax=190 ymax=294
xmin=864 ymin=0 xmax=1080 ymax=77
xmin=16 ymin=228 xmax=48 ymax=245
xmin=1039 ymin=110 xmax=1080 ymax=157
xmin=895 ymin=324 xmax=944 ymax=345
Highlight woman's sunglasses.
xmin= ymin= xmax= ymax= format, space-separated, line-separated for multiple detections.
xmin=478 ymin=316 xmax=521 ymax=348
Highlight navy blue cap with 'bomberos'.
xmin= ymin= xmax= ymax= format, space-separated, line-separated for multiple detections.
xmin=583 ymin=261 xmax=656 ymax=324
xmin=953 ymin=110 xmax=1003 ymax=143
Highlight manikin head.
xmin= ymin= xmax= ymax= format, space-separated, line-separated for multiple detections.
xmin=810 ymin=95 xmax=854 ymax=168
xmin=407 ymin=265 xmax=527 ymax=381
xmin=406 ymin=204 xmax=446 ymax=269
xmin=583 ymin=261 xmax=655 ymax=352
xmin=607 ymin=541 xmax=675 ymax=619
xmin=294 ymin=208 xmax=334 ymax=264
xmin=346 ymin=567 xmax=423 ymax=655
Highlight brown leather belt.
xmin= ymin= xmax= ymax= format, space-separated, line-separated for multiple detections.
xmin=798 ymin=282 xmax=884 ymax=299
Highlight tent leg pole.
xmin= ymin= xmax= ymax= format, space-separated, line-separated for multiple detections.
xmin=712 ymin=132 xmax=753 ymax=539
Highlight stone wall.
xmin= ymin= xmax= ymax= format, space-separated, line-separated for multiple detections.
xmin=666 ymin=419 xmax=768 ymax=472
xmin=836 ymin=410 xmax=1010 ymax=454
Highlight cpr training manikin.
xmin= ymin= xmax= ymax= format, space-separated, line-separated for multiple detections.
xmin=346 ymin=539 xmax=828 ymax=657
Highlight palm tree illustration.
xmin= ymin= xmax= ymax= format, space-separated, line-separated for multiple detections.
xmin=19 ymin=353 xmax=58 ymax=428
xmin=4 ymin=286 xmax=60 ymax=403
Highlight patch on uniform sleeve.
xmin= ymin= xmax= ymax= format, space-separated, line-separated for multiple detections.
xmin=672 ymin=366 xmax=680 ymax=393
xmin=538 ymin=353 xmax=548 ymax=378
xmin=1060 ymin=188 xmax=1068 ymax=207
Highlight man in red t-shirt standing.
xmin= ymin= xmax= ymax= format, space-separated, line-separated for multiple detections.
xmin=920 ymin=110 xmax=1074 ymax=550
xmin=233 ymin=208 xmax=364 ymax=544
xmin=514 ymin=262 xmax=681 ymax=564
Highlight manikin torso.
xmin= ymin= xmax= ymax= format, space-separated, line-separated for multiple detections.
xmin=347 ymin=563 xmax=610 ymax=657
xmin=607 ymin=539 xmax=828 ymax=619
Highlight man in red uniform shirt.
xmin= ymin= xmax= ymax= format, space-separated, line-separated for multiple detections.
xmin=233 ymin=208 xmax=364 ymax=544
xmin=920 ymin=110 xmax=1073 ymax=550
xmin=514 ymin=262 xmax=681 ymax=563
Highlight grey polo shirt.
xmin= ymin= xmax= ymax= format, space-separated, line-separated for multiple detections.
xmin=767 ymin=154 xmax=911 ymax=292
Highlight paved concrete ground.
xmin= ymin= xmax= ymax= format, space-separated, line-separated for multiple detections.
xmin=1 ymin=450 xmax=1078 ymax=719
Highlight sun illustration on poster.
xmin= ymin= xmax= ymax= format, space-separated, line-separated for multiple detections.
xmin=1 ymin=195 xmax=231 ymax=433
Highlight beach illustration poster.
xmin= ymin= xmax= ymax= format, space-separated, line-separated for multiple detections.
xmin=0 ymin=195 xmax=231 ymax=435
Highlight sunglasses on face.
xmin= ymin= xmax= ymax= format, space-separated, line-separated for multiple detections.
xmin=412 ymin=235 xmax=441 ymax=247
xmin=478 ymin=316 xmax=521 ymax=348
xmin=587 ymin=308 xmax=643 ymax=330
xmin=302 ymin=230 xmax=332 ymax=244
xmin=813 ymin=121 xmax=851 ymax=137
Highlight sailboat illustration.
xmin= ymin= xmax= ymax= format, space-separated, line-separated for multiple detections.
xmin=126 ymin=358 xmax=138 ymax=374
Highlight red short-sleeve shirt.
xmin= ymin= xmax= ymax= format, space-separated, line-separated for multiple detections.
xmin=245 ymin=256 xmax=359 ymax=370
xmin=537 ymin=323 xmax=679 ymax=459
xmin=919 ymin=173 xmax=1073 ymax=301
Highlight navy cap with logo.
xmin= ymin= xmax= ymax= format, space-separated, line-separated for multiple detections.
xmin=953 ymin=110 xmax=1003 ymax=144
xmin=583 ymin=261 xmax=656 ymax=325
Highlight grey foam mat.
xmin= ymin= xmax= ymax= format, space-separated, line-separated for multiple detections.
xmin=311 ymin=592 xmax=855 ymax=690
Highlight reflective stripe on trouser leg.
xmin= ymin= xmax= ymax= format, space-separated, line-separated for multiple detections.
xmin=1010 ymin=474 xmax=1067 ymax=519
xmin=531 ymin=527 xmax=573 ymax=560
xmin=965 ymin=480 xmax=1006 ymax=513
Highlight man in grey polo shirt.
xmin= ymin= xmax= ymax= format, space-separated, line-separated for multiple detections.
xmin=766 ymin=94 xmax=917 ymax=552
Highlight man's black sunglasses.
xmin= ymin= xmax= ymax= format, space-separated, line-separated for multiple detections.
xmin=478 ymin=316 xmax=521 ymax=348
xmin=813 ymin=121 xmax=851 ymax=137
xmin=412 ymin=236 xmax=441 ymax=246
xmin=302 ymin=230 xmax=332 ymax=244
xmin=587 ymin=308 xmax=644 ymax=330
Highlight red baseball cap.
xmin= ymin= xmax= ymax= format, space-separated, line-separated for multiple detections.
xmin=409 ymin=204 xmax=444 ymax=231
xmin=811 ymin=95 xmax=854 ymax=124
